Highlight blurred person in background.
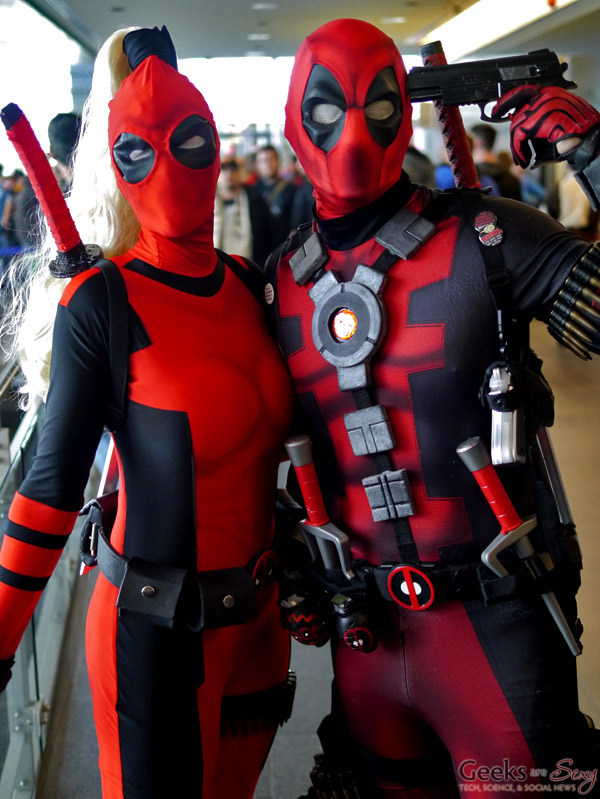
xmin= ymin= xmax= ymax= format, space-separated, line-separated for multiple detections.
xmin=253 ymin=144 xmax=297 ymax=239
xmin=498 ymin=149 xmax=546 ymax=208
xmin=1 ymin=169 xmax=39 ymax=252
xmin=402 ymin=143 xmax=435 ymax=187
xmin=471 ymin=122 xmax=521 ymax=199
xmin=48 ymin=111 xmax=81 ymax=193
xmin=214 ymin=156 xmax=280 ymax=265
xmin=547 ymin=162 xmax=599 ymax=240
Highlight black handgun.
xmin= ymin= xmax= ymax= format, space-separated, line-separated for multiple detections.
xmin=407 ymin=47 xmax=576 ymax=121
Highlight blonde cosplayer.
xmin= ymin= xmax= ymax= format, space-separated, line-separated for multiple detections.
xmin=0 ymin=28 xmax=297 ymax=799
xmin=1 ymin=27 xmax=140 ymax=408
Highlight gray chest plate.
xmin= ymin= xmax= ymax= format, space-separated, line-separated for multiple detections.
xmin=309 ymin=264 xmax=387 ymax=391
xmin=292 ymin=206 xmax=437 ymax=525
xmin=312 ymin=279 xmax=385 ymax=368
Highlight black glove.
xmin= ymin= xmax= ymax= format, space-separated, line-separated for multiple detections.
xmin=122 ymin=26 xmax=177 ymax=71
xmin=0 ymin=656 xmax=15 ymax=692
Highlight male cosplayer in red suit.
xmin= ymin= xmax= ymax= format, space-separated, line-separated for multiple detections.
xmin=0 ymin=28 xmax=294 ymax=799
xmin=270 ymin=18 xmax=600 ymax=798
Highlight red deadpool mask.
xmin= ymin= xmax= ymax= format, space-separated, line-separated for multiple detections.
xmin=285 ymin=19 xmax=412 ymax=219
xmin=108 ymin=55 xmax=220 ymax=238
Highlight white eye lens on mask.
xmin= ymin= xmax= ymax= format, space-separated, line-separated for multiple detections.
xmin=365 ymin=99 xmax=394 ymax=120
xmin=179 ymin=135 xmax=206 ymax=150
xmin=130 ymin=148 xmax=151 ymax=161
xmin=311 ymin=103 xmax=343 ymax=125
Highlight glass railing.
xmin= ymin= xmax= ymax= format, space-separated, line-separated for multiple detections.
xmin=0 ymin=361 xmax=100 ymax=798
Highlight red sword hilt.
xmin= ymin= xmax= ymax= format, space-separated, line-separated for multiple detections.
xmin=1 ymin=103 xmax=102 ymax=277
xmin=456 ymin=436 xmax=522 ymax=534
xmin=284 ymin=434 xmax=329 ymax=527
xmin=284 ymin=434 xmax=354 ymax=581
xmin=420 ymin=41 xmax=481 ymax=191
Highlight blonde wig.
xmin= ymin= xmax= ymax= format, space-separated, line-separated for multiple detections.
xmin=1 ymin=27 xmax=140 ymax=408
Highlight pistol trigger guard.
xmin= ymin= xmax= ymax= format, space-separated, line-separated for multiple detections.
xmin=479 ymin=102 xmax=505 ymax=124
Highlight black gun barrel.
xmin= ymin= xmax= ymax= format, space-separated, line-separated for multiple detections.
xmin=407 ymin=48 xmax=576 ymax=108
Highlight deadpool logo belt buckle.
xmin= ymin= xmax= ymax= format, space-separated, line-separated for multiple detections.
xmin=387 ymin=564 xmax=435 ymax=610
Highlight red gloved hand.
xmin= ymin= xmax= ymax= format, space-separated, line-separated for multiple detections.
xmin=492 ymin=85 xmax=600 ymax=168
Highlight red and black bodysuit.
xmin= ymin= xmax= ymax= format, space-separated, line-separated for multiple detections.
xmin=272 ymin=19 xmax=598 ymax=796
xmin=0 ymin=31 xmax=294 ymax=799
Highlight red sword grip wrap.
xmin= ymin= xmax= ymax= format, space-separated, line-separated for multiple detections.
xmin=2 ymin=104 xmax=81 ymax=253
xmin=470 ymin=462 xmax=522 ymax=534
xmin=420 ymin=42 xmax=481 ymax=191
xmin=294 ymin=463 xmax=330 ymax=527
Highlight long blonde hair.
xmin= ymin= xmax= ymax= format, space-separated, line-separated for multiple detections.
xmin=1 ymin=27 xmax=140 ymax=407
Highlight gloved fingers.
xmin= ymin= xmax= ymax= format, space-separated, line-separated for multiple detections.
xmin=491 ymin=85 xmax=541 ymax=121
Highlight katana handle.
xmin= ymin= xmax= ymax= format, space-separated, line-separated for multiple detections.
xmin=420 ymin=42 xmax=481 ymax=190
xmin=1 ymin=103 xmax=81 ymax=253
xmin=284 ymin=434 xmax=329 ymax=527
xmin=456 ymin=437 xmax=521 ymax=533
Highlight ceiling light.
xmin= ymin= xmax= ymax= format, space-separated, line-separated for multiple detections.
xmin=422 ymin=0 xmax=579 ymax=61
xmin=251 ymin=3 xmax=278 ymax=9
xmin=381 ymin=16 xmax=407 ymax=24
xmin=247 ymin=32 xmax=271 ymax=41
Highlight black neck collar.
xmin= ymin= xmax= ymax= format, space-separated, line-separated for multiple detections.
xmin=316 ymin=172 xmax=414 ymax=251
xmin=123 ymin=257 xmax=225 ymax=296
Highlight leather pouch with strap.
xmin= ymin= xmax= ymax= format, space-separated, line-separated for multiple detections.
xmin=116 ymin=557 xmax=191 ymax=629
xmin=115 ymin=556 xmax=257 ymax=631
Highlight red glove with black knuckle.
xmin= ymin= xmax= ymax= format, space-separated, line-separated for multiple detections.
xmin=492 ymin=85 xmax=600 ymax=166
xmin=493 ymin=84 xmax=600 ymax=209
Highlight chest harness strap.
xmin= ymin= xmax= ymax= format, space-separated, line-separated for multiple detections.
xmin=289 ymin=208 xmax=436 ymax=563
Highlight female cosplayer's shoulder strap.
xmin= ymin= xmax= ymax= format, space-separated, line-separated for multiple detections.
xmin=96 ymin=259 xmax=130 ymax=432
xmin=58 ymin=265 xmax=103 ymax=308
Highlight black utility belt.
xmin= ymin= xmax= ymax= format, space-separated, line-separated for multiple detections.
xmin=361 ymin=560 xmax=531 ymax=610
xmin=92 ymin=523 xmax=276 ymax=631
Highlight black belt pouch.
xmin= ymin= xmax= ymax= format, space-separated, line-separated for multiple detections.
xmin=116 ymin=557 xmax=189 ymax=629
xmin=199 ymin=568 xmax=257 ymax=629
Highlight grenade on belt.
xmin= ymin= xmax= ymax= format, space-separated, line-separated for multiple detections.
xmin=331 ymin=593 xmax=378 ymax=653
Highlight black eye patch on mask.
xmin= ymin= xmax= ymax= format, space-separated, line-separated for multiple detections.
xmin=170 ymin=115 xmax=216 ymax=169
xmin=364 ymin=67 xmax=403 ymax=148
xmin=112 ymin=133 xmax=156 ymax=184
xmin=301 ymin=64 xmax=347 ymax=153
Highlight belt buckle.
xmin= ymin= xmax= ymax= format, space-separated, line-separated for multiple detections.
xmin=386 ymin=564 xmax=435 ymax=610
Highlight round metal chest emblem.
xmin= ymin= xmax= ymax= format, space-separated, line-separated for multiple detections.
xmin=311 ymin=282 xmax=386 ymax=369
